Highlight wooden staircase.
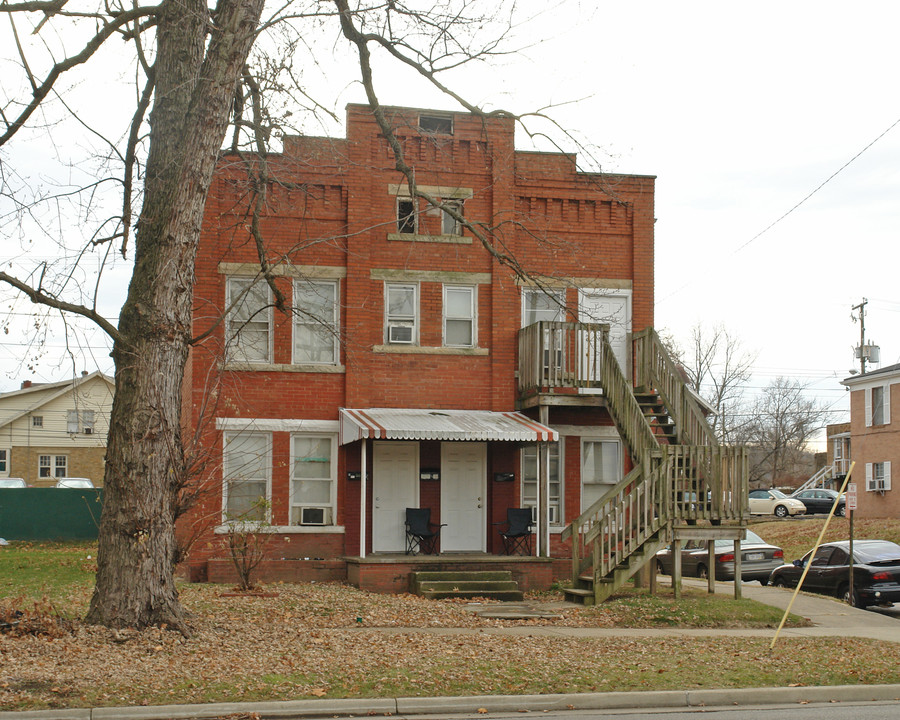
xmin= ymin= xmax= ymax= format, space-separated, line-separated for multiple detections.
xmin=561 ymin=327 xmax=748 ymax=605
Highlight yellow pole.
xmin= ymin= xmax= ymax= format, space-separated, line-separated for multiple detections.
xmin=769 ymin=462 xmax=855 ymax=650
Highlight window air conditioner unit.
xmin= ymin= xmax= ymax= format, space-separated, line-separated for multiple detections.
xmin=300 ymin=507 xmax=328 ymax=526
xmin=388 ymin=323 xmax=413 ymax=344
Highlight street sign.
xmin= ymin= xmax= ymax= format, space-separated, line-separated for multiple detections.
xmin=846 ymin=483 xmax=857 ymax=511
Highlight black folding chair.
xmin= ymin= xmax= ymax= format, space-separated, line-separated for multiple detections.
xmin=496 ymin=508 xmax=534 ymax=555
xmin=405 ymin=507 xmax=445 ymax=555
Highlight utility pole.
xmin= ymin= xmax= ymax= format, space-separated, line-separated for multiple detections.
xmin=852 ymin=298 xmax=868 ymax=375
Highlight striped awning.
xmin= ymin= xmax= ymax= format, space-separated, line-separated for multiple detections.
xmin=339 ymin=408 xmax=558 ymax=445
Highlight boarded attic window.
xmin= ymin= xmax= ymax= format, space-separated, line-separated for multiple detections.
xmin=419 ymin=115 xmax=453 ymax=134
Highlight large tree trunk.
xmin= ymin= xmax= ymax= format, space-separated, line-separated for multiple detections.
xmin=86 ymin=0 xmax=265 ymax=631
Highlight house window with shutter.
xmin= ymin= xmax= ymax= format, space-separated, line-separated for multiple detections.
xmin=866 ymin=384 xmax=891 ymax=427
xmin=866 ymin=461 xmax=892 ymax=492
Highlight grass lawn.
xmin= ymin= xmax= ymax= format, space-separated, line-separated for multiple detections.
xmin=2 ymin=537 xmax=900 ymax=711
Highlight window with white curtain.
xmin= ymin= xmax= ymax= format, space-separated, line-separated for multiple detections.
xmin=443 ymin=285 xmax=475 ymax=347
xmin=223 ymin=432 xmax=270 ymax=521
xmin=521 ymin=443 xmax=561 ymax=525
xmin=290 ymin=435 xmax=336 ymax=525
xmin=581 ymin=439 xmax=621 ymax=511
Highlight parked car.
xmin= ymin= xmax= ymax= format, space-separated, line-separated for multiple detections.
xmin=655 ymin=530 xmax=784 ymax=584
xmin=768 ymin=539 xmax=900 ymax=608
xmin=790 ymin=488 xmax=846 ymax=516
xmin=748 ymin=488 xmax=806 ymax=517
xmin=0 ymin=478 xmax=27 ymax=489
xmin=54 ymin=477 xmax=95 ymax=489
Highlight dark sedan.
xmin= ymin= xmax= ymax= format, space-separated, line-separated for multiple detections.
xmin=655 ymin=530 xmax=784 ymax=584
xmin=768 ymin=540 xmax=900 ymax=608
xmin=791 ymin=488 xmax=846 ymax=516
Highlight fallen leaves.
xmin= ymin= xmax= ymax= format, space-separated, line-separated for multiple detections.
xmin=1 ymin=582 xmax=900 ymax=713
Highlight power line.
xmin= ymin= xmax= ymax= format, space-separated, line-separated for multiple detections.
xmin=733 ymin=115 xmax=900 ymax=254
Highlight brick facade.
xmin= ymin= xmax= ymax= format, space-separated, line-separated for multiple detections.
xmin=183 ymin=105 xmax=655 ymax=589
xmin=842 ymin=366 xmax=900 ymax=518
xmin=10 ymin=446 xmax=106 ymax=488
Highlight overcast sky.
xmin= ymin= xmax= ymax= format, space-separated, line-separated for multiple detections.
xmin=2 ymin=1 xmax=898 ymax=449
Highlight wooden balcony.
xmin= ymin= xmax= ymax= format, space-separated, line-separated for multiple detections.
xmin=517 ymin=321 xmax=609 ymax=407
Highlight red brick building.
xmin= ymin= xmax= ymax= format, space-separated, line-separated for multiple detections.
xmin=182 ymin=104 xmax=658 ymax=589
xmin=841 ymin=364 xmax=899 ymax=518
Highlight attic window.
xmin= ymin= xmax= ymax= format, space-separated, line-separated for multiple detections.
xmin=397 ymin=198 xmax=417 ymax=234
xmin=32 ymin=416 xmax=43 ymax=428
xmin=419 ymin=115 xmax=453 ymax=134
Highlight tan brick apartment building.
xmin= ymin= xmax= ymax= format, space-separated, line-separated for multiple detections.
xmin=841 ymin=364 xmax=900 ymax=518
xmin=181 ymin=104 xmax=670 ymax=589
xmin=0 ymin=372 xmax=113 ymax=487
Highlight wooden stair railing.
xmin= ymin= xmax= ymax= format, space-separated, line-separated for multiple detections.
xmin=561 ymin=327 xmax=749 ymax=604
xmin=633 ymin=328 xmax=716 ymax=448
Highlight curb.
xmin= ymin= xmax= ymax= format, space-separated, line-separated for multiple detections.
xmin=4 ymin=684 xmax=900 ymax=720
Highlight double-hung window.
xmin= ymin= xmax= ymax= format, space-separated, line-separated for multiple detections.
xmin=226 ymin=277 xmax=271 ymax=363
xmin=522 ymin=288 xmax=565 ymax=376
xmin=39 ymin=454 xmax=67 ymax=479
xmin=66 ymin=409 xmax=96 ymax=434
xmin=222 ymin=432 xmax=270 ymax=522
xmin=521 ymin=443 xmax=562 ymax=525
xmin=581 ymin=439 xmax=621 ymax=510
xmin=385 ymin=283 xmax=418 ymax=344
xmin=443 ymin=285 xmax=475 ymax=347
xmin=294 ymin=280 xmax=339 ymax=364
xmin=522 ymin=288 xmax=565 ymax=327
xmin=440 ymin=200 xmax=463 ymax=236
xmin=291 ymin=435 xmax=336 ymax=526
xmin=0 ymin=449 xmax=7 ymax=473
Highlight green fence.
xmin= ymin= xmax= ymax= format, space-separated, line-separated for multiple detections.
xmin=0 ymin=488 xmax=103 ymax=541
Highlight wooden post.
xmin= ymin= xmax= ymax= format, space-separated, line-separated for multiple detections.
xmin=707 ymin=539 xmax=715 ymax=594
xmin=673 ymin=539 xmax=682 ymax=599
xmin=733 ymin=538 xmax=742 ymax=600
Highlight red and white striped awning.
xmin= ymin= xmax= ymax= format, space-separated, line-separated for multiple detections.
xmin=339 ymin=408 xmax=557 ymax=445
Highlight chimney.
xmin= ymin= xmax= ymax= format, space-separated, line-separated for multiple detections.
xmin=21 ymin=380 xmax=32 ymax=389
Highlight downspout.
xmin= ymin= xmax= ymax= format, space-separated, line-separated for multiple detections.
xmin=360 ymin=440 xmax=367 ymax=558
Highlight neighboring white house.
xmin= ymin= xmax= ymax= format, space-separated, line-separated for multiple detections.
xmin=0 ymin=371 xmax=114 ymax=487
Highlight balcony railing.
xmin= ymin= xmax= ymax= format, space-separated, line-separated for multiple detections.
xmin=517 ymin=321 xmax=609 ymax=396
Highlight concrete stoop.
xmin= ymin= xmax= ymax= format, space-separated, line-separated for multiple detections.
xmin=409 ymin=570 xmax=524 ymax=601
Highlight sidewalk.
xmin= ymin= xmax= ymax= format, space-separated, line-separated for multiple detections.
xmin=3 ymin=582 xmax=900 ymax=720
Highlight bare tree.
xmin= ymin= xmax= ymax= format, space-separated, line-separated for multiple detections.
xmin=662 ymin=323 xmax=757 ymax=443
xmin=0 ymin=0 xmax=547 ymax=632
xmin=742 ymin=377 xmax=829 ymax=487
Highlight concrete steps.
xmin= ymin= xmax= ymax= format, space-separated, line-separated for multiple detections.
xmin=410 ymin=570 xmax=524 ymax=601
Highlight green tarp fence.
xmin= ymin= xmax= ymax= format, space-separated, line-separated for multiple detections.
xmin=0 ymin=488 xmax=103 ymax=541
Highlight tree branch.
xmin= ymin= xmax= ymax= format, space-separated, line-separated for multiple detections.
xmin=0 ymin=270 xmax=121 ymax=342
xmin=0 ymin=4 xmax=159 ymax=146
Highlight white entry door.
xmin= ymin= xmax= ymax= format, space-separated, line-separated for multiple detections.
xmin=440 ymin=442 xmax=486 ymax=552
xmin=372 ymin=442 xmax=419 ymax=553
xmin=579 ymin=289 xmax=632 ymax=379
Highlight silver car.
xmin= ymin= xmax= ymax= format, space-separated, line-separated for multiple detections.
xmin=656 ymin=530 xmax=785 ymax=584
